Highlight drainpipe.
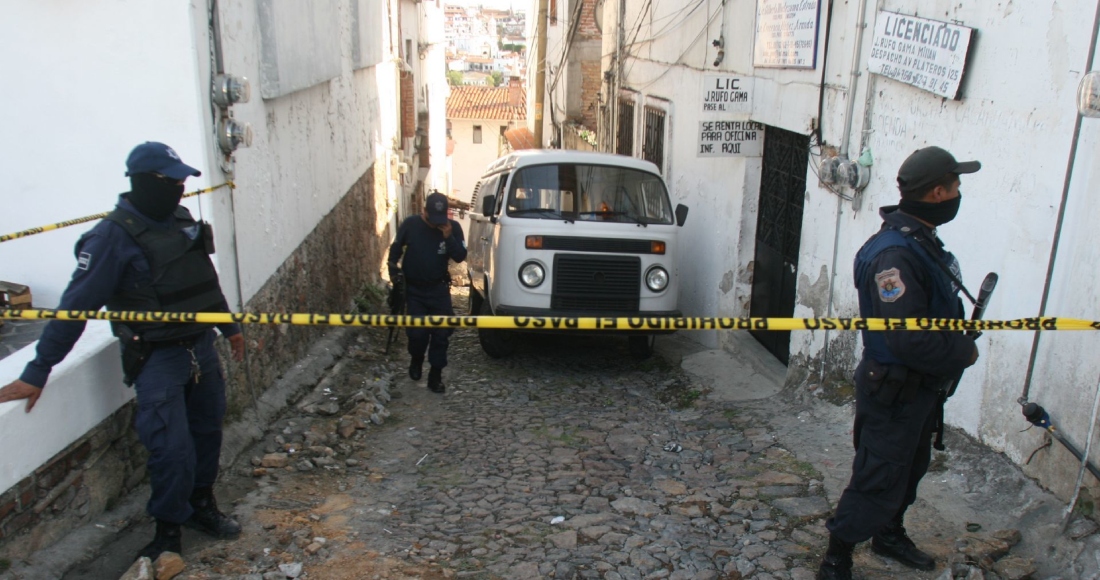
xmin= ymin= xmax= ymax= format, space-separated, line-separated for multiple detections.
xmin=819 ymin=0 xmax=870 ymax=383
xmin=1020 ymin=0 xmax=1100 ymax=402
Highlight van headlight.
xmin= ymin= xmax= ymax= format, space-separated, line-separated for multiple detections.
xmin=645 ymin=266 xmax=669 ymax=292
xmin=519 ymin=261 xmax=545 ymax=288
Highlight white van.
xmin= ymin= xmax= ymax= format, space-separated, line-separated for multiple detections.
xmin=466 ymin=150 xmax=689 ymax=358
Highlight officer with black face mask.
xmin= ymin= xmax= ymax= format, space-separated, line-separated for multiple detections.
xmin=0 ymin=142 xmax=246 ymax=563
xmin=817 ymin=146 xmax=982 ymax=580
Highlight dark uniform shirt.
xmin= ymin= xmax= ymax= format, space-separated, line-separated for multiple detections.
xmin=860 ymin=207 xmax=974 ymax=378
xmin=20 ymin=196 xmax=240 ymax=388
xmin=388 ymin=216 xmax=467 ymax=282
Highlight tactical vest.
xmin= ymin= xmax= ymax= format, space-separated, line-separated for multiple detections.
xmin=104 ymin=207 xmax=225 ymax=341
xmin=853 ymin=226 xmax=963 ymax=365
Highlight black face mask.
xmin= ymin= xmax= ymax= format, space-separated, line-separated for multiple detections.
xmin=899 ymin=193 xmax=962 ymax=226
xmin=128 ymin=173 xmax=184 ymax=221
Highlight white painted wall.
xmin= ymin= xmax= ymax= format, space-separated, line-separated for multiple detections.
xmin=0 ymin=1 xmax=212 ymax=493
xmin=450 ymin=118 xmax=519 ymax=237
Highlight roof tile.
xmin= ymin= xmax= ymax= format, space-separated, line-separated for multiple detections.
xmin=447 ymin=85 xmax=527 ymax=121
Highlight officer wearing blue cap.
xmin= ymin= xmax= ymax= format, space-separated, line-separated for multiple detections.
xmin=387 ymin=191 xmax=467 ymax=393
xmin=817 ymin=146 xmax=982 ymax=579
xmin=0 ymin=142 xmax=245 ymax=562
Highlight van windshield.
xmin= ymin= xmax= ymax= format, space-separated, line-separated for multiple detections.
xmin=505 ymin=164 xmax=674 ymax=224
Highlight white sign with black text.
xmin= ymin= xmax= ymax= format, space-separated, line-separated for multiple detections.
xmin=753 ymin=0 xmax=820 ymax=68
xmin=867 ymin=11 xmax=973 ymax=99
xmin=698 ymin=121 xmax=765 ymax=157
xmin=701 ymin=75 xmax=754 ymax=113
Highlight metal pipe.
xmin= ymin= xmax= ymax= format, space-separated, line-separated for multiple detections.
xmin=1020 ymin=0 xmax=1100 ymax=402
xmin=838 ymin=0 xmax=870 ymax=157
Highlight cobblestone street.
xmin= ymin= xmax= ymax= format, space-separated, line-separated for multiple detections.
xmin=27 ymin=288 xmax=1098 ymax=580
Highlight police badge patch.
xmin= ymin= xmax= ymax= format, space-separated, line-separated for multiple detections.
xmin=874 ymin=267 xmax=906 ymax=302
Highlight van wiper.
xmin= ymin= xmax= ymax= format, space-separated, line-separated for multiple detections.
xmin=509 ymin=208 xmax=565 ymax=217
xmin=575 ymin=211 xmax=648 ymax=227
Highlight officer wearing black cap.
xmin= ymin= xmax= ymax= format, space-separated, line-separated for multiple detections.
xmin=387 ymin=191 xmax=467 ymax=393
xmin=0 ymin=142 xmax=245 ymax=562
xmin=817 ymin=146 xmax=982 ymax=579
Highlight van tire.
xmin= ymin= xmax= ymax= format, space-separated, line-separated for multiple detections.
xmin=628 ymin=335 xmax=655 ymax=359
xmin=478 ymin=301 xmax=516 ymax=358
xmin=468 ymin=278 xmax=484 ymax=316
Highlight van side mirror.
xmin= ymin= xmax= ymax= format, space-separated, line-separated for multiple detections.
xmin=481 ymin=194 xmax=497 ymax=216
xmin=675 ymin=204 xmax=689 ymax=227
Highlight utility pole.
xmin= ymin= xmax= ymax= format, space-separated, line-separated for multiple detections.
xmin=533 ymin=0 xmax=549 ymax=147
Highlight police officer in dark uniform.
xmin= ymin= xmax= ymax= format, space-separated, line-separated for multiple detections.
xmin=817 ymin=146 xmax=982 ymax=579
xmin=387 ymin=191 xmax=467 ymax=393
xmin=0 ymin=142 xmax=245 ymax=562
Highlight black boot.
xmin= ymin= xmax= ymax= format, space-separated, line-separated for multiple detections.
xmin=409 ymin=355 xmax=424 ymax=380
xmin=817 ymin=534 xmax=854 ymax=580
xmin=137 ymin=519 xmax=182 ymax=562
xmin=427 ymin=367 xmax=445 ymax=393
xmin=185 ymin=487 xmax=241 ymax=538
xmin=872 ymin=516 xmax=935 ymax=571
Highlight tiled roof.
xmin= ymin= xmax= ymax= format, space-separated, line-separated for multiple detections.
xmin=446 ymin=86 xmax=527 ymax=121
xmin=504 ymin=127 xmax=536 ymax=150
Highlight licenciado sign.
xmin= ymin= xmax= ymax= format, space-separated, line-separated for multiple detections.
xmin=867 ymin=11 xmax=974 ymax=100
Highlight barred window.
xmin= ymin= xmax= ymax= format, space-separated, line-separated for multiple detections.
xmin=642 ymin=105 xmax=666 ymax=173
xmin=616 ymin=98 xmax=635 ymax=156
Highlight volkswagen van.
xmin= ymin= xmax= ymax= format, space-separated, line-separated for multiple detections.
xmin=466 ymin=150 xmax=688 ymax=358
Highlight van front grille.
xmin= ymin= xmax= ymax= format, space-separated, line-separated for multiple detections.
xmin=551 ymin=254 xmax=640 ymax=312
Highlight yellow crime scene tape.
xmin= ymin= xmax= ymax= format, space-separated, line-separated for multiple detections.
xmin=0 ymin=182 xmax=233 ymax=244
xmin=2 ymin=309 xmax=1098 ymax=331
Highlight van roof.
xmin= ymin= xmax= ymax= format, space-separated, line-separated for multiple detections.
xmin=480 ymin=150 xmax=662 ymax=178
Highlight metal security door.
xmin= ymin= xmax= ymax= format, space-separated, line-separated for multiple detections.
xmin=749 ymin=126 xmax=809 ymax=365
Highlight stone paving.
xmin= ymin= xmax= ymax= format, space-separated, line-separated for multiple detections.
xmin=22 ymin=287 xmax=1100 ymax=580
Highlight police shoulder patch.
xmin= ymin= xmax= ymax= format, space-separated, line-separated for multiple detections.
xmin=874 ymin=267 xmax=906 ymax=302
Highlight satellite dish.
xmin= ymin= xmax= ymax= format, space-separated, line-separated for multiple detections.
xmin=594 ymin=0 xmax=605 ymax=33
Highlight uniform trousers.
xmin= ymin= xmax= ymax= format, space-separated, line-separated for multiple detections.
xmin=133 ymin=329 xmax=226 ymax=524
xmin=825 ymin=358 xmax=941 ymax=543
xmin=405 ymin=281 xmax=454 ymax=369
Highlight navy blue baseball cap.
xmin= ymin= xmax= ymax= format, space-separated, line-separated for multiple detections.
xmin=425 ymin=192 xmax=449 ymax=225
xmin=124 ymin=142 xmax=202 ymax=180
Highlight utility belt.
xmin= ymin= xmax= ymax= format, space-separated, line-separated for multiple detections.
xmin=405 ymin=276 xmax=450 ymax=289
xmin=860 ymin=358 xmax=947 ymax=406
xmin=116 ymin=328 xmax=207 ymax=386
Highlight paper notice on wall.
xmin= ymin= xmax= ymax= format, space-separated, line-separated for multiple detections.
xmin=698 ymin=121 xmax=765 ymax=157
xmin=753 ymin=0 xmax=821 ymax=69
xmin=867 ymin=11 xmax=973 ymax=100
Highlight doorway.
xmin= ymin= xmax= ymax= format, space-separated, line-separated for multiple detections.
xmin=749 ymin=126 xmax=810 ymax=365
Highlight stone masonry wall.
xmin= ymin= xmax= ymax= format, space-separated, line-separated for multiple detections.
xmin=0 ymin=163 xmax=392 ymax=559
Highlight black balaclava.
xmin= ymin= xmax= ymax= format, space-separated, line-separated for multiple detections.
xmin=128 ymin=173 xmax=184 ymax=221
xmin=898 ymin=193 xmax=962 ymax=227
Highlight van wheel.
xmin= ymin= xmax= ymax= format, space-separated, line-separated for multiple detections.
xmin=628 ymin=335 xmax=655 ymax=359
xmin=478 ymin=301 xmax=516 ymax=358
xmin=468 ymin=279 xmax=484 ymax=316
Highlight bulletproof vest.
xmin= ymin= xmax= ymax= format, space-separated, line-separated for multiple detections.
xmin=853 ymin=226 xmax=964 ymax=365
xmin=104 ymin=206 xmax=225 ymax=341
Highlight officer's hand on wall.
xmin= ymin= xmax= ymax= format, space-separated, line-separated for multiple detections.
xmin=228 ymin=333 xmax=245 ymax=362
xmin=0 ymin=379 xmax=43 ymax=413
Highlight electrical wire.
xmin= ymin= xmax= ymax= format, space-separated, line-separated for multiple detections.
xmin=623 ymin=0 xmax=721 ymax=91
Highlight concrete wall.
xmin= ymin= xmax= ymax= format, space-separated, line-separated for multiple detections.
xmin=605 ymin=0 xmax=1100 ymax=499
xmin=451 ymin=118 xmax=517 ymax=209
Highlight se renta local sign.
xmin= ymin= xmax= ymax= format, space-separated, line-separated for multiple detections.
xmin=867 ymin=11 xmax=974 ymax=100
xmin=697 ymin=121 xmax=765 ymax=157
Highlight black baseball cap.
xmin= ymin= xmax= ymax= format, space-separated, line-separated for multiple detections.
xmin=425 ymin=192 xmax=449 ymax=225
xmin=896 ymin=146 xmax=980 ymax=194
xmin=125 ymin=142 xmax=202 ymax=180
